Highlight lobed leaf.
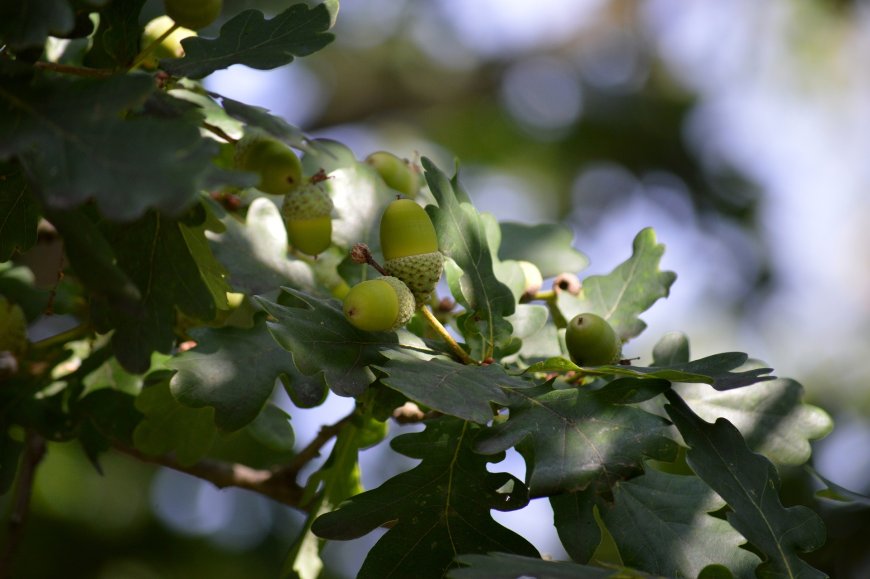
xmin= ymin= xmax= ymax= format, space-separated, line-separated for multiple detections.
xmin=497 ymin=221 xmax=589 ymax=279
xmin=311 ymin=417 xmax=538 ymax=578
xmin=161 ymin=4 xmax=335 ymax=79
xmin=665 ymin=391 xmax=827 ymax=579
xmin=374 ymin=355 xmax=537 ymax=424
xmin=557 ymin=227 xmax=675 ymax=341
xmin=601 ymin=467 xmax=762 ymax=578
xmin=0 ymin=162 xmax=39 ymax=261
xmin=424 ymin=158 xmax=516 ymax=360
xmin=450 ymin=553 xmax=646 ymax=578
xmin=475 ymin=387 xmax=678 ymax=497
xmin=168 ymin=316 xmax=297 ymax=432
xmin=0 ymin=0 xmax=73 ymax=50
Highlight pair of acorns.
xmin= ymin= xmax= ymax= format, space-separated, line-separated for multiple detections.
xmin=343 ymin=198 xmax=443 ymax=332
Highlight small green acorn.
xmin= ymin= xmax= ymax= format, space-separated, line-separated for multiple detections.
xmin=140 ymin=16 xmax=196 ymax=69
xmin=379 ymin=198 xmax=443 ymax=303
xmin=282 ymin=179 xmax=334 ymax=256
xmin=343 ymin=276 xmax=415 ymax=332
xmin=565 ymin=313 xmax=621 ymax=366
xmin=164 ymin=0 xmax=222 ymax=30
xmin=365 ymin=151 xmax=421 ymax=197
xmin=234 ymin=132 xmax=303 ymax=195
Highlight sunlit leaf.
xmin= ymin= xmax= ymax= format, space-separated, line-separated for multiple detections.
xmin=498 ymin=221 xmax=589 ymax=278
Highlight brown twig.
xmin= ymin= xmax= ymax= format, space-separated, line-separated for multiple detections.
xmin=350 ymin=243 xmax=388 ymax=276
xmin=33 ymin=61 xmax=114 ymax=78
xmin=0 ymin=432 xmax=46 ymax=579
xmin=284 ymin=412 xmax=356 ymax=475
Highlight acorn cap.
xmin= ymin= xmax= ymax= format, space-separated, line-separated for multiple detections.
xmin=282 ymin=181 xmax=334 ymax=220
xmin=379 ymin=198 xmax=439 ymax=261
xmin=384 ymin=251 xmax=443 ymax=304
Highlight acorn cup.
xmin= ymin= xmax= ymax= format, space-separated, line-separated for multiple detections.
xmin=379 ymin=198 xmax=443 ymax=304
xmin=343 ymin=276 xmax=415 ymax=332
xmin=281 ymin=179 xmax=334 ymax=256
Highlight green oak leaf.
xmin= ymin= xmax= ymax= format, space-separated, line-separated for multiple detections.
xmin=208 ymin=197 xmax=316 ymax=296
xmin=497 ymin=222 xmax=589 ymax=279
xmin=311 ymin=417 xmax=539 ymax=579
xmin=450 ymin=553 xmax=643 ymax=578
xmin=247 ymin=403 xmax=295 ymax=452
xmin=216 ymin=94 xmax=311 ymax=150
xmin=255 ymin=288 xmax=396 ymax=397
xmin=374 ymin=355 xmax=537 ymax=424
xmin=0 ymin=75 xmax=220 ymax=221
xmin=424 ymin=158 xmax=516 ymax=360
xmin=550 ymin=486 xmax=601 ymax=564
xmin=168 ymin=315 xmax=297 ymax=432
xmin=0 ymin=162 xmax=39 ymax=261
xmin=83 ymin=0 xmax=145 ymax=69
xmin=601 ymin=467 xmax=762 ymax=578
xmin=557 ymin=227 xmax=675 ymax=341
xmin=133 ymin=371 xmax=217 ymax=466
xmin=475 ymin=387 xmax=678 ymax=497
xmin=648 ymin=332 xmax=832 ymax=466
xmin=665 ymin=391 xmax=827 ymax=579
xmin=161 ymin=4 xmax=335 ymax=79
xmin=0 ymin=432 xmax=24 ymax=494
xmin=92 ymin=210 xmax=222 ymax=373
xmin=0 ymin=0 xmax=73 ymax=50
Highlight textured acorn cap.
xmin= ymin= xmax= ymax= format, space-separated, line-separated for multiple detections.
xmin=384 ymin=251 xmax=443 ymax=303
xmin=343 ymin=276 xmax=415 ymax=331
xmin=379 ymin=198 xmax=439 ymax=261
xmin=282 ymin=181 xmax=334 ymax=220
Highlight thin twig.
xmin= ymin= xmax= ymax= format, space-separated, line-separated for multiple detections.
xmin=0 ymin=432 xmax=46 ymax=579
xmin=128 ymin=22 xmax=180 ymax=72
xmin=33 ymin=61 xmax=114 ymax=78
xmin=284 ymin=412 xmax=356 ymax=474
xmin=420 ymin=306 xmax=476 ymax=365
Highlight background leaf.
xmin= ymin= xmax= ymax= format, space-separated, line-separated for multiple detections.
xmin=311 ymin=417 xmax=539 ymax=579
xmin=161 ymin=4 xmax=334 ymax=79
xmin=497 ymin=221 xmax=589 ymax=278
xmin=451 ymin=552 xmax=640 ymax=578
xmin=0 ymin=0 xmax=73 ymax=50
xmin=475 ymin=386 xmax=678 ymax=497
xmin=557 ymin=227 xmax=675 ymax=341
xmin=0 ymin=162 xmax=39 ymax=260
xmin=168 ymin=315 xmax=297 ymax=432
xmin=665 ymin=391 xmax=827 ymax=579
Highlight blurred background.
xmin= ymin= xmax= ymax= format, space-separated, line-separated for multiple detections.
xmin=12 ymin=0 xmax=870 ymax=576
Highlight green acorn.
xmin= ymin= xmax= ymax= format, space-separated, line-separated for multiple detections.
xmin=164 ymin=0 xmax=222 ymax=30
xmin=234 ymin=132 xmax=303 ymax=195
xmin=343 ymin=276 xmax=415 ymax=332
xmin=565 ymin=313 xmax=621 ymax=366
xmin=365 ymin=151 xmax=421 ymax=197
xmin=0 ymin=297 xmax=27 ymax=357
xmin=379 ymin=198 xmax=443 ymax=304
xmin=282 ymin=180 xmax=334 ymax=256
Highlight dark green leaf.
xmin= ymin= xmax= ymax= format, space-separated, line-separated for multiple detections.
xmin=601 ymin=468 xmax=761 ymax=578
xmin=0 ymin=162 xmax=39 ymax=261
xmin=808 ymin=467 xmax=870 ymax=506
xmin=76 ymin=388 xmax=143 ymax=447
xmin=168 ymin=316 xmax=296 ymax=431
xmin=247 ymin=403 xmax=294 ymax=452
xmin=475 ymin=387 xmax=678 ymax=497
xmin=0 ymin=0 xmax=73 ymax=50
xmin=594 ymin=377 xmax=671 ymax=405
xmin=216 ymin=94 xmax=310 ymax=149
xmin=0 ymin=432 xmax=24 ymax=494
xmin=83 ymin=0 xmax=145 ymax=69
xmin=550 ymin=486 xmax=601 ymax=563
xmin=498 ymin=222 xmax=589 ymax=278
xmin=133 ymin=371 xmax=216 ymax=466
xmin=375 ymin=355 xmax=537 ymax=424
xmin=311 ymin=417 xmax=538 ymax=579
xmin=557 ymin=228 xmax=675 ymax=341
xmin=450 ymin=553 xmax=644 ymax=578
xmin=161 ymin=4 xmax=335 ymax=79
xmin=424 ymin=158 xmax=515 ymax=360
xmin=0 ymin=75 xmax=220 ymax=221
xmin=255 ymin=288 xmax=395 ymax=397
xmin=665 ymin=391 xmax=827 ymax=579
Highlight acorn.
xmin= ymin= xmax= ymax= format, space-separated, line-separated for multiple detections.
xmin=140 ymin=16 xmax=196 ymax=69
xmin=565 ymin=313 xmax=621 ymax=366
xmin=234 ymin=131 xmax=303 ymax=195
xmin=281 ymin=179 xmax=334 ymax=256
xmin=365 ymin=151 xmax=421 ymax=197
xmin=379 ymin=198 xmax=443 ymax=304
xmin=343 ymin=276 xmax=415 ymax=332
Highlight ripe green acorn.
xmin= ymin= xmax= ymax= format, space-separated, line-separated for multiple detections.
xmin=0 ymin=297 xmax=27 ymax=357
xmin=379 ymin=198 xmax=443 ymax=303
xmin=234 ymin=132 xmax=303 ymax=195
xmin=164 ymin=0 xmax=222 ymax=30
xmin=343 ymin=276 xmax=415 ymax=332
xmin=565 ymin=313 xmax=621 ymax=366
xmin=282 ymin=180 xmax=334 ymax=256
xmin=140 ymin=16 xmax=196 ymax=69
xmin=365 ymin=151 xmax=421 ymax=197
